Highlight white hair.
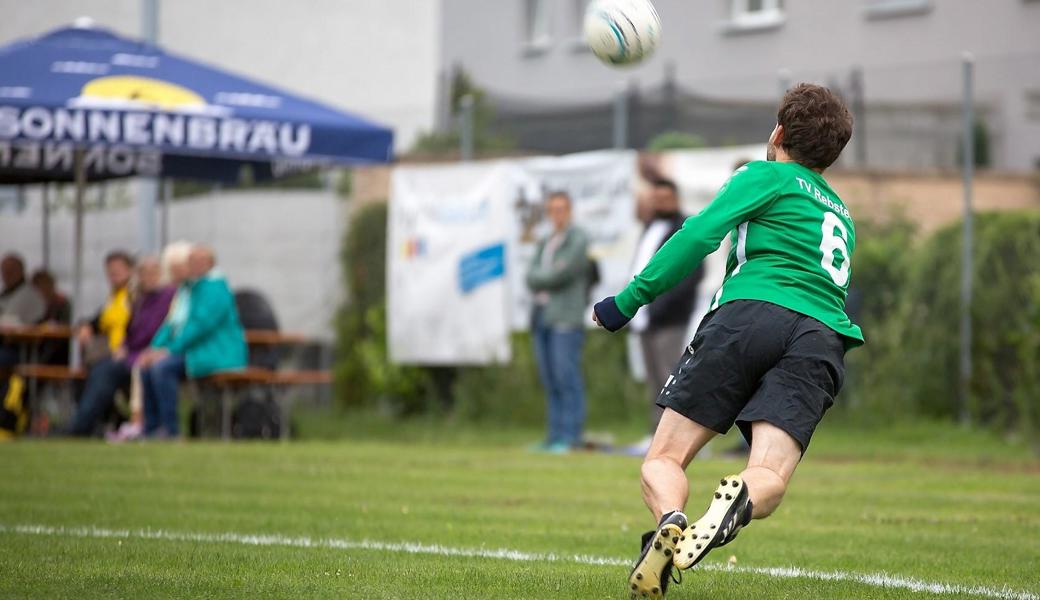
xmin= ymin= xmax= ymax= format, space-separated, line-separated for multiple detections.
xmin=160 ymin=240 xmax=193 ymax=284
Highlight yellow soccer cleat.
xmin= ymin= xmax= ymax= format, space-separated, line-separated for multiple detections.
xmin=628 ymin=511 xmax=687 ymax=599
xmin=673 ymin=475 xmax=753 ymax=570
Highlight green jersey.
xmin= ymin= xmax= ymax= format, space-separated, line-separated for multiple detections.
xmin=616 ymin=160 xmax=863 ymax=348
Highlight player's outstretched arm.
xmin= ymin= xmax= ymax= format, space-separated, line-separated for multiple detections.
xmin=593 ymin=162 xmax=781 ymax=332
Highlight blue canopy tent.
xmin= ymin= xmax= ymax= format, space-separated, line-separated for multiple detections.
xmin=0 ymin=21 xmax=394 ymax=337
xmin=0 ymin=22 xmax=393 ymax=182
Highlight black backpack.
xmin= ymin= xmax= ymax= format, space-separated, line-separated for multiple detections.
xmin=586 ymin=257 xmax=601 ymax=302
xmin=231 ymin=390 xmax=283 ymax=440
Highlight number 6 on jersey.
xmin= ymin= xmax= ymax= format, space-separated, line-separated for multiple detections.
xmin=819 ymin=212 xmax=850 ymax=287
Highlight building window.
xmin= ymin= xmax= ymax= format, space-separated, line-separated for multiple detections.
xmin=725 ymin=0 xmax=785 ymax=33
xmin=863 ymin=0 xmax=932 ymax=20
xmin=523 ymin=0 xmax=551 ymax=53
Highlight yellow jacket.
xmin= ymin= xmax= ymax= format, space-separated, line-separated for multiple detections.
xmin=97 ymin=286 xmax=131 ymax=352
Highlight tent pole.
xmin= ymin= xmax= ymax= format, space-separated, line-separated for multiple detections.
xmin=41 ymin=183 xmax=50 ymax=269
xmin=70 ymin=150 xmax=86 ymax=368
xmin=160 ymin=177 xmax=170 ymax=249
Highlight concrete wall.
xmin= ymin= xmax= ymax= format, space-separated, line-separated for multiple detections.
xmin=831 ymin=170 xmax=1040 ymax=234
xmin=0 ymin=184 xmax=346 ymax=341
xmin=0 ymin=0 xmax=441 ymax=148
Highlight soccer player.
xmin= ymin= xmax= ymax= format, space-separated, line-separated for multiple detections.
xmin=592 ymin=84 xmax=862 ymax=599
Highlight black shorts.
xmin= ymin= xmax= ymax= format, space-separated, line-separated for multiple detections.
xmin=656 ymin=300 xmax=846 ymax=452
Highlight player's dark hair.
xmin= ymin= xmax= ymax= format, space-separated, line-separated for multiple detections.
xmin=777 ymin=83 xmax=853 ymax=171
xmin=104 ymin=250 xmax=135 ymax=268
xmin=651 ymin=178 xmax=678 ymax=196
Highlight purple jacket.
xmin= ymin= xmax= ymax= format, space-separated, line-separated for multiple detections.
xmin=123 ymin=286 xmax=176 ymax=366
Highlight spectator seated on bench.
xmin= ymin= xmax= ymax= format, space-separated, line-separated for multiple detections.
xmin=66 ymin=256 xmax=176 ymax=437
xmin=0 ymin=253 xmax=46 ymax=369
xmin=30 ymin=269 xmax=72 ymax=366
xmin=138 ymin=246 xmax=246 ymax=439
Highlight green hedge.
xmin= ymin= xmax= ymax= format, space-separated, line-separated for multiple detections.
xmin=452 ymin=331 xmax=646 ymax=428
xmin=846 ymin=211 xmax=1040 ymax=442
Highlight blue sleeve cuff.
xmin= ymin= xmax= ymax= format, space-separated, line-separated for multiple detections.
xmin=594 ymin=296 xmax=631 ymax=332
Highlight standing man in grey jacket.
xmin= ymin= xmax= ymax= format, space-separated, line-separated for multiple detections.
xmin=526 ymin=192 xmax=590 ymax=453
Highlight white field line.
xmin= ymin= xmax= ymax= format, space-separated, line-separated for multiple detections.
xmin=1 ymin=523 xmax=1036 ymax=600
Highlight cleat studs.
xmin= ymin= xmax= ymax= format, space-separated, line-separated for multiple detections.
xmin=652 ymin=588 xmax=659 ymax=595
xmin=711 ymin=524 xmax=716 ymax=529
xmin=654 ymin=541 xmax=662 ymax=550
xmin=688 ymin=552 xmax=694 ymax=557
xmin=725 ymin=494 xmax=732 ymax=500
xmin=672 ymin=536 xmax=679 ymax=543
xmin=732 ymin=480 xmax=739 ymax=488
xmin=702 ymin=534 xmax=710 ymax=540
xmin=664 ymin=549 xmax=672 ymax=557
xmin=632 ymin=584 xmax=638 ymax=590
xmin=636 ymin=573 xmax=643 ymax=580
xmin=714 ymin=492 xmax=722 ymax=499
xmin=696 ymin=544 xmax=702 ymax=549
xmin=720 ymin=478 xmax=727 ymax=485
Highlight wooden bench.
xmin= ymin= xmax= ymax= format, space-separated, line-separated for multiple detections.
xmin=10 ymin=329 xmax=326 ymax=440
xmin=15 ymin=364 xmax=86 ymax=382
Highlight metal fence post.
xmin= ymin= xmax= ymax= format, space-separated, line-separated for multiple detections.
xmin=778 ymin=68 xmax=791 ymax=101
xmin=613 ymin=82 xmax=629 ymax=149
xmin=959 ymin=53 xmax=975 ymax=424
xmin=849 ymin=66 xmax=867 ymax=166
xmin=459 ymin=94 xmax=475 ymax=161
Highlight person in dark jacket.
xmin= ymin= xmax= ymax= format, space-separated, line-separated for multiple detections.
xmin=629 ymin=179 xmax=704 ymax=438
xmin=67 ymin=256 xmax=175 ymax=436
xmin=31 ymin=270 xmax=72 ymax=365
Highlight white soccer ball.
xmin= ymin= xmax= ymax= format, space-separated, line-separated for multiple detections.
xmin=584 ymin=0 xmax=661 ymax=67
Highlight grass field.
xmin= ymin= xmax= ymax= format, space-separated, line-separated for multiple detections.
xmin=0 ymin=419 xmax=1037 ymax=599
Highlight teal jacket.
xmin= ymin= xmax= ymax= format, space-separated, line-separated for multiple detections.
xmin=526 ymin=226 xmax=591 ymax=329
xmin=151 ymin=270 xmax=247 ymax=378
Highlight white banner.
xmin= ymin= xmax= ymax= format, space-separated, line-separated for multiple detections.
xmin=386 ymin=146 xmax=767 ymax=366
xmin=388 ymin=161 xmax=513 ymax=365
xmin=509 ymin=150 xmax=639 ymax=330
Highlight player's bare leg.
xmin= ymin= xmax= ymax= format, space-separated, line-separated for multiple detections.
xmin=628 ymin=409 xmax=716 ymax=599
xmin=641 ymin=409 xmax=718 ymax=521
xmin=674 ymin=420 xmax=803 ymax=569
xmin=741 ymin=420 xmax=802 ymax=518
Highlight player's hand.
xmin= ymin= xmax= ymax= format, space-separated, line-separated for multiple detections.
xmin=592 ymin=296 xmax=631 ymax=332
